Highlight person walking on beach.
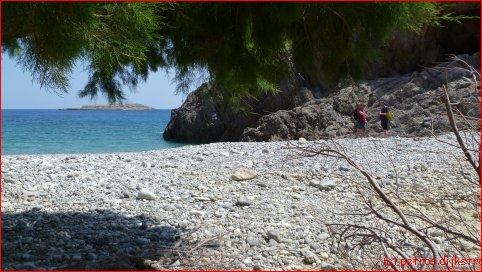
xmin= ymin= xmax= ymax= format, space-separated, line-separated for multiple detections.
xmin=379 ymin=101 xmax=390 ymax=137
xmin=355 ymin=103 xmax=368 ymax=138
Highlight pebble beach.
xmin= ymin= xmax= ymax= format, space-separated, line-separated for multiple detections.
xmin=2 ymin=133 xmax=480 ymax=270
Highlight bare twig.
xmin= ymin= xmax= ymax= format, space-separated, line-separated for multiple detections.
xmin=441 ymin=84 xmax=480 ymax=179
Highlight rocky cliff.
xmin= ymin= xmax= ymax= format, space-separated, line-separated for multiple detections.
xmin=163 ymin=78 xmax=314 ymax=142
xmin=240 ymin=53 xmax=480 ymax=141
xmin=367 ymin=2 xmax=480 ymax=78
xmin=163 ymin=5 xmax=480 ymax=143
xmin=164 ymin=53 xmax=480 ymax=143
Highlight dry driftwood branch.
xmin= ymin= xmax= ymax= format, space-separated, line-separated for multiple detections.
xmin=441 ymin=84 xmax=480 ymax=179
xmin=291 ymin=133 xmax=479 ymax=270
xmin=290 ymin=140 xmax=448 ymax=268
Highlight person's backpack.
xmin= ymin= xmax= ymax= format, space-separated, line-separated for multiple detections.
xmin=386 ymin=108 xmax=395 ymax=121
xmin=353 ymin=109 xmax=358 ymax=120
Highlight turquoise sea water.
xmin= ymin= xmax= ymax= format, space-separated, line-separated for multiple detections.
xmin=1 ymin=109 xmax=186 ymax=155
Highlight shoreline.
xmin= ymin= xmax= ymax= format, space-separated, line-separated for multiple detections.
xmin=2 ymin=133 xmax=480 ymax=270
xmin=0 ymin=132 xmax=462 ymax=157
xmin=62 ymin=104 xmax=157 ymax=111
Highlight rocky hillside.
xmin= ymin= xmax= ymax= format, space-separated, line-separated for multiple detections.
xmin=163 ymin=4 xmax=480 ymax=143
xmin=164 ymin=53 xmax=480 ymax=143
xmin=241 ymin=53 xmax=480 ymax=141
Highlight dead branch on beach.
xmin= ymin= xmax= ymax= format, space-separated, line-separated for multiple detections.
xmin=286 ymin=56 xmax=480 ymax=270
xmin=433 ymin=55 xmax=480 ymax=179
xmin=288 ymin=135 xmax=479 ymax=270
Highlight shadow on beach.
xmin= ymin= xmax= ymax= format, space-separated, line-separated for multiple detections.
xmin=2 ymin=209 xmax=186 ymax=270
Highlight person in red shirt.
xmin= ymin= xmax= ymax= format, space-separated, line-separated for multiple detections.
xmin=356 ymin=103 xmax=368 ymax=138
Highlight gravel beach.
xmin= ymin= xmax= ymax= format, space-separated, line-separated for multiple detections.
xmin=2 ymin=133 xmax=480 ymax=270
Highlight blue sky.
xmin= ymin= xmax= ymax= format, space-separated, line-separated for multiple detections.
xmin=1 ymin=54 xmax=185 ymax=109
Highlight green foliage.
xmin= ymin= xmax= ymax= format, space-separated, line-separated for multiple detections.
xmin=79 ymin=2 xmax=165 ymax=102
xmin=2 ymin=2 xmax=170 ymax=102
xmin=2 ymin=2 xmax=94 ymax=93
xmin=289 ymin=2 xmax=441 ymax=85
xmin=2 ymin=2 xmax=444 ymax=104
xmin=161 ymin=2 xmax=299 ymax=105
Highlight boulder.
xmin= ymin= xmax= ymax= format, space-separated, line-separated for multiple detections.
xmin=320 ymin=262 xmax=336 ymax=270
xmin=231 ymin=168 xmax=257 ymax=181
xmin=303 ymin=250 xmax=318 ymax=265
xmin=136 ymin=188 xmax=157 ymax=200
xmin=319 ymin=179 xmax=336 ymax=191
xmin=267 ymin=229 xmax=282 ymax=243
xmin=309 ymin=179 xmax=336 ymax=191
xmin=236 ymin=196 xmax=254 ymax=206
xmin=240 ymin=100 xmax=347 ymax=141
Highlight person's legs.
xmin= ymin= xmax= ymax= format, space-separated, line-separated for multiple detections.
xmin=355 ymin=122 xmax=361 ymax=138
xmin=357 ymin=122 xmax=366 ymax=138
xmin=381 ymin=122 xmax=389 ymax=137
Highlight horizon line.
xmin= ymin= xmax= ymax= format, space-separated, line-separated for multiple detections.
xmin=1 ymin=108 xmax=175 ymax=110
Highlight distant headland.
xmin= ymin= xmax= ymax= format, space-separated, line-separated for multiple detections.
xmin=62 ymin=104 xmax=157 ymax=110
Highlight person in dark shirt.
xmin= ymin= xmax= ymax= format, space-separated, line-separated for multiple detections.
xmin=379 ymin=101 xmax=390 ymax=137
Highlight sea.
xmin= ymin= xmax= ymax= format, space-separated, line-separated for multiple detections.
xmin=1 ymin=109 xmax=187 ymax=155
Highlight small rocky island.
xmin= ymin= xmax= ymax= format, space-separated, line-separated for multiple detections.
xmin=63 ymin=104 xmax=156 ymax=110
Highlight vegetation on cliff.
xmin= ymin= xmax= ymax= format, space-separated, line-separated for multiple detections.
xmin=3 ymin=2 xmax=450 ymax=103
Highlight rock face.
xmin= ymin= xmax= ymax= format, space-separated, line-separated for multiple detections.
xmin=163 ymin=5 xmax=480 ymax=143
xmin=241 ymin=53 xmax=480 ymax=140
xmin=367 ymin=3 xmax=480 ymax=78
xmin=165 ymin=53 xmax=480 ymax=142
xmin=163 ymin=79 xmax=315 ymax=143
xmin=162 ymin=84 xmax=235 ymax=143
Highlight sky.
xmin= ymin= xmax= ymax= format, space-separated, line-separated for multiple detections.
xmin=1 ymin=54 xmax=185 ymax=110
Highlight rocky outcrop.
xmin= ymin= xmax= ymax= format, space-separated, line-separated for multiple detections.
xmin=241 ymin=53 xmax=480 ymax=140
xmin=240 ymin=100 xmax=347 ymax=141
xmin=162 ymin=84 xmax=227 ymax=142
xmin=163 ymin=4 xmax=480 ymax=143
xmin=165 ymin=53 xmax=480 ymax=142
xmin=163 ymin=79 xmax=317 ymax=143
